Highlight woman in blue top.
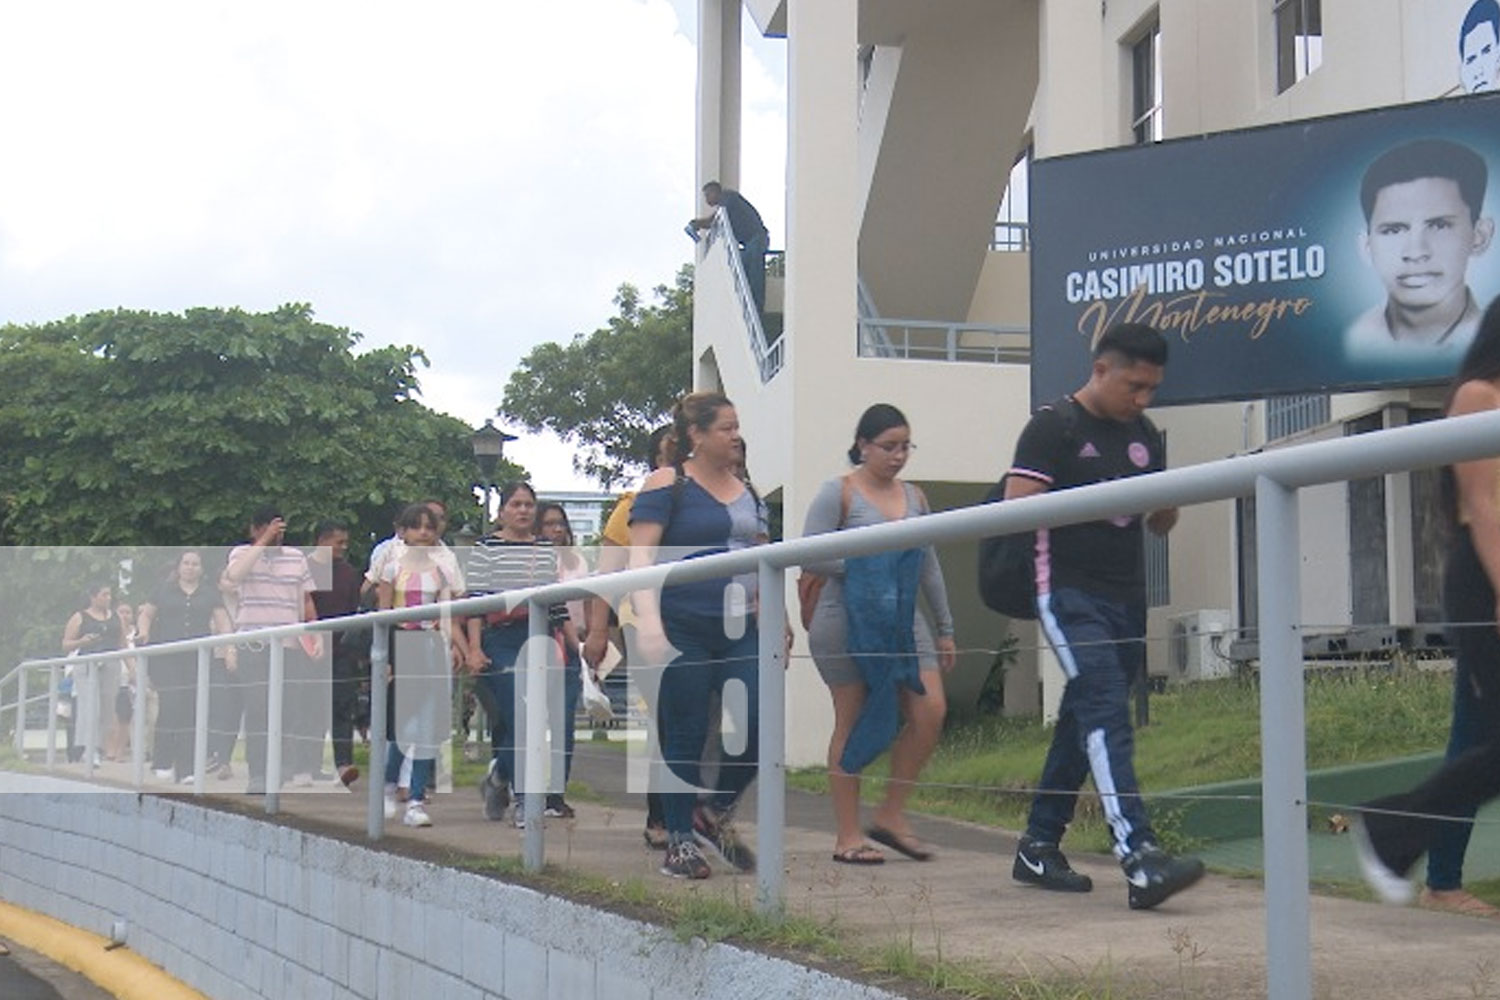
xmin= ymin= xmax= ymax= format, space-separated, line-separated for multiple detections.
xmin=630 ymin=391 xmax=768 ymax=880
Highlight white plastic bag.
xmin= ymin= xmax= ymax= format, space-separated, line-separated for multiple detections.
xmin=580 ymin=664 xmax=614 ymax=725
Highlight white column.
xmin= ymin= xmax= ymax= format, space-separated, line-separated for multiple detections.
xmin=785 ymin=0 xmax=857 ymax=373
xmin=1036 ymin=0 xmax=1107 ymax=158
xmin=697 ymin=0 xmax=742 ymax=193
xmin=1382 ymin=405 xmax=1416 ymax=626
xmin=784 ymin=0 xmax=858 ymax=768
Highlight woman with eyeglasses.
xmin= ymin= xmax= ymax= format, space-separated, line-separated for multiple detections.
xmin=801 ymin=403 xmax=956 ymax=865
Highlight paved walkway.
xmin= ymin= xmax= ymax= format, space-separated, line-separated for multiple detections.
xmin=0 ymin=940 xmax=114 ymax=1000
xmin=65 ymin=744 xmax=1498 ymax=1000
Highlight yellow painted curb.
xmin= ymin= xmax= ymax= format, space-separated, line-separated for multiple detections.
xmin=0 ymin=899 xmax=208 ymax=1000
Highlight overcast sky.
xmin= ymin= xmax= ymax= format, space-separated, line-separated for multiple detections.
xmin=0 ymin=0 xmax=786 ymax=492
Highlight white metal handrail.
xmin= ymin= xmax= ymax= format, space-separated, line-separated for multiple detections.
xmin=701 ymin=208 xmax=782 ymax=382
xmin=9 ymin=409 xmax=1500 ymax=1000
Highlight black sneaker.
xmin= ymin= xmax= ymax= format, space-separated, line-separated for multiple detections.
xmin=1013 ymin=836 xmax=1093 ymax=892
xmin=543 ymin=795 xmax=575 ymax=819
xmin=661 ymin=840 xmax=711 ymax=880
xmin=1122 ymin=844 xmax=1205 ymax=910
xmin=479 ymin=764 xmax=510 ymax=821
xmin=693 ymin=806 xmax=756 ymax=873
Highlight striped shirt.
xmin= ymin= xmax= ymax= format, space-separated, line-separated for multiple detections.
xmin=224 ymin=545 xmax=315 ymax=634
xmin=464 ymin=537 xmax=569 ymax=629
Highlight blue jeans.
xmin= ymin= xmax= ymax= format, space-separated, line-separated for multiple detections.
xmin=385 ymin=745 xmax=434 ymax=802
xmin=477 ymin=624 xmax=577 ymax=794
xmin=740 ymin=231 xmax=768 ymax=316
xmin=656 ymin=611 xmax=760 ymax=838
xmin=1427 ymin=655 xmax=1485 ymax=890
xmin=1028 ymin=587 xmax=1155 ymax=858
xmin=1422 ymin=531 xmax=1500 ymax=889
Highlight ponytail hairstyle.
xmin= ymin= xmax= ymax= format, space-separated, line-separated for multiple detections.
xmin=736 ymin=437 xmax=762 ymax=509
xmin=670 ymin=391 xmax=734 ymax=478
xmin=667 ymin=391 xmax=760 ymax=509
xmin=848 ymin=403 xmax=910 ymax=465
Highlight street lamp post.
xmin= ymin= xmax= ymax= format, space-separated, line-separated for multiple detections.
xmin=470 ymin=419 xmax=517 ymax=534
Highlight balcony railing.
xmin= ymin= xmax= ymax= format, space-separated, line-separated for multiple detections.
xmin=858 ymin=318 xmax=1029 ymax=364
xmin=702 ymin=209 xmax=783 ymax=383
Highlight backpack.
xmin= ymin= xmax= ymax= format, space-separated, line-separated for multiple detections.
xmin=977 ymin=398 xmax=1082 ymax=619
xmin=796 ymin=475 xmax=854 ymax=630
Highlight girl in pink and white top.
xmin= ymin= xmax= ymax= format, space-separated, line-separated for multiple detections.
xmin=378 ymin=503 xmax=465 ymax=828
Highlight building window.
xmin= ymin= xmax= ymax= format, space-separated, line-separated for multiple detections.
xmin=1265 ymin=393 xmax=1329 ymax=440
xmin=1144 ymin=427 xmax=1169 ymax=608
xmin=1274 ymin=0 xmax=1322 ymax=93
xmin=1130 ymin=20 xmax=1163 ymax=144
xmin=992 ymin=147 xmax=1031 ymax=251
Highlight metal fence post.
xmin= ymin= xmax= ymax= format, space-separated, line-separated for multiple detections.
xmin=266 ymin=641 xmax=284 ymax=815
xmin=131 ymin=652 xmax=148 ymax=788
xmin=194 ymin=647 xmax=211 ymax=795
xmin=1255 ymin=475 xmax=1311 ymax=1000
xmin=522 ymin=598 xmax=548 ymax=872
xmin=14 ymin=666 xmax=27 ymax=756
xmin=84 ymin=661 xmax=98 ymax=778
xmin=45 ymin=665 xmax=58 ymax=769
xmin=756 ymin=561 xmax=787 ymax=916
xmin=369 ymin=624 xmax=389 ymax=841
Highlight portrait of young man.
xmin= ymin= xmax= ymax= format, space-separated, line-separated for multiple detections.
xmin=1345 ymin=137 xmax=1495 ymax=358
xmin=1459 ymin=0 xmax=1500 ymax=94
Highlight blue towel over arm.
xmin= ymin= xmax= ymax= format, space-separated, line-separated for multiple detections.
xmin=838 ymin=548 xmax=926 ymax=774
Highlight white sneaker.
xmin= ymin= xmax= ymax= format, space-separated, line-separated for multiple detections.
xmin=1351 ymin=814 xmax=1416 ymax=906
xmin=403 ymin=802 xmax=432 ymax=827
xmin=153 ymin=768 xmax=175 ymax=781
xmin=383 ymin=786 xmax=398 ymax=820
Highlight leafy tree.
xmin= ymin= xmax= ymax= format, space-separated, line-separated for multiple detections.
xmin=502 ymin=266 xmax=692 ymax=487
xmin=0 ymin=304 xmax=522 ymax=552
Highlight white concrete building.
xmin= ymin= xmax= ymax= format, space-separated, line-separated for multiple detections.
xmin=692 ymin=0 xmax=1483 ymax=766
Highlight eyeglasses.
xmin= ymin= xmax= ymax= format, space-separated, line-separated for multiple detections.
xmin=869 ymin=440 xmax=916 ymax=454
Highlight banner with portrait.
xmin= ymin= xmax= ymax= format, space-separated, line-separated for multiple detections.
xmin=1029 ymin=92 xmax=1500 ymax=406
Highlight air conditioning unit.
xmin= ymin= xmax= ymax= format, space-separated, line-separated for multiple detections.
xmin=1167 ymin=609 xmax=1233 ymax=683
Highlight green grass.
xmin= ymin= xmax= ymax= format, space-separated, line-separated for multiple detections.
xmin=788 ymin=666 xmax=1455 ymax=855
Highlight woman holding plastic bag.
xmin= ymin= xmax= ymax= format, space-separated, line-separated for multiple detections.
xmin=628 ymin=392 xmax=769 ymax=879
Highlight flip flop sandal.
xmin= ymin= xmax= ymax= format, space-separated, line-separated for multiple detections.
xmin=832 ymin=844 xmax=886 ymax=865
xmin=866 ymin=824 xmax=933 ymax=861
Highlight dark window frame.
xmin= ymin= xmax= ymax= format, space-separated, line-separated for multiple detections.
xmin=1130 ymin=18 xmax=1163 ymax=145
xmin=1274 ymin=0 xmax=1323 ymax=94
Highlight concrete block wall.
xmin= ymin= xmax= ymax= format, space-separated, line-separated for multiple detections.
xmin=0 ymin=780 xmax=901 ymax=1000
